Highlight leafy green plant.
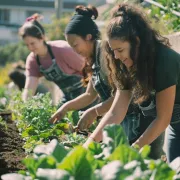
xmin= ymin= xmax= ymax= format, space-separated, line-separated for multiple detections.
xmin=2 ymin=124 xmax=177 ymax=180
xmin=0 ymin=87 xmax=10 ymax=110
xmin=0 ymin=41 xmax=29 ymax=66
xmin=59 ymin=133 xmax=86 ymax=148
xmin=8 ymin=92 xmax=87 ymax=152
xmin=0 ymin=116 xmax=7 ymax=130
xmin=146 ymin=0 xmax=180 ymax=34
xmin=44 ymin=14 xmax=71 ymax=41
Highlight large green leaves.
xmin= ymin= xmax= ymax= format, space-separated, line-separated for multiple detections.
xmin=22 ymin=156 xmax=56 ymax=178
xmin=33 ymin=139 xmax=68 ymax=163
xmin=65 ymin=111 xmax=80 ymax=126
xmin=139 ymin=145 xmax=151 ymax=159
xmin=36 ymin=168 xmax=74 ymax=180
xmin=149 ymin=160 xmax=175 ymax=180
xmin=57 ymin=146 xmax=92 ymax=180
xmin=102 ymin=124 xmax=128 ymax=158
xmin=94 ymin=161 xmax=123 ymax=180
xmin=86 ymin=142 xmax=105 ymax=170
xmin=1 ymin=174 xmax=31 ymax=180
xmin=108 ymin=145 xmax=142 ymax=165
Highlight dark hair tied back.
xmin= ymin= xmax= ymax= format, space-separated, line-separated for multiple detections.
xmin=75 ymin=5 xmax=98 ymax=20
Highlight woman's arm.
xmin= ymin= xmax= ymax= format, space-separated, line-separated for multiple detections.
xmin=49 ymin=79 xmax=98 ymax=124
xmin=22 ymin=76 xmax=39 ymax=101
xmin=62 ymin=79 xmax=98 ymax=111
xmin=133 ymin=85 xmax=176 ymax=148
xmin=77 ymin=96 xmax=114 ymax=130
xmin=84 ymin=89 xmax=131 ymax=146
xmin=91 ymin=96 xmax=114 ymax=116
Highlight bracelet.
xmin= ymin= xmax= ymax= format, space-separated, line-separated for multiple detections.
xmin=95 ymin=107 xmax=100 ymax=117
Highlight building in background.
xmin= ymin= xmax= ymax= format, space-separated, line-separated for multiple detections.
xmin=0 ymin=0 xmax=87 ymax=45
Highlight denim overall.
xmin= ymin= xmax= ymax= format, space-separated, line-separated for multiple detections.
xmin=91 ymin=41 xmax=111 ymax=101
xmin=138 ymin=93 xmax=180 ymax=161
xmin=36 ymin=44 xmax=84 ymax=101
xmin=91 ymin=41 xmax=141 ymax=142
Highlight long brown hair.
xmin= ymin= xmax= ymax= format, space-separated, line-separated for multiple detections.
xmin=105 ymin=3 xmax=170 ymax=103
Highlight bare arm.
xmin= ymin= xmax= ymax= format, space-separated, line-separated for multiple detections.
xmin=90 ymin=96 xmax=114 ymax=116
xmin=49 ymin=79 xmax=98 ymax=123
xmin=77 ymin=96 xmax=114 ymax=130
xmin=62 ymin=79 xmax=98 ymax=111
xmin=85 ymin=89 xmax=131 ymax=144
xmin=133 ymin=85 xmax=176 ymax=148
xmin=22 ymin=76 xmax=39 ymax=101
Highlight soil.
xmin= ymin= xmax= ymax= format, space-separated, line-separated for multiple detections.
xmin=0 ymin=117 xmax=26 ymax=177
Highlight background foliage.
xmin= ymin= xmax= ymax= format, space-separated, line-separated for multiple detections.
xmin=0 ymin=0 xmax=179 ymax=67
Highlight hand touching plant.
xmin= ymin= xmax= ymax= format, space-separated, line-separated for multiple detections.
xmin=77 ymin=108 xmax=98 ymax=131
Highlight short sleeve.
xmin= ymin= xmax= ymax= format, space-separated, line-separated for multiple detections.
xmin=154 ymin=48 xmax=180 ymax=92
xmin=63 ymin=49 xmax=85 ymax=75
xmin=25 ymin=53 xmax=42 ymax=77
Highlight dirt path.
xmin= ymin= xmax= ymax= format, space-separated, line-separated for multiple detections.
xmin=0 ymin=120 xmax=26 ymax=177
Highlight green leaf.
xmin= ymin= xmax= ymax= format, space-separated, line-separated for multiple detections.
xmin=22 ymin=156 xmax=56 ymax=178
xmin=1 ymin=173 xmax=29 ymax=180
xmin=149 ymin=160 xmax=175 ymax=180
xmin=36 ymin=168 xmax=74 ymax=180
xmin=86 ymin=142 xmax=105 ymax=170
xmin=124 ymin=160 xmax=141 ymax=170
xmin=54 ymin=123 xmax=70 ymax=132
xmin=34 ymin=139 xmax=68 ymax=163
xmin=88 ymin=141 xmax=103 ymax=156
xmin=108 ymin=145 xmax=142 ymax=165
xmin=57 ymin=146 xmax=92 ymax=180
xmin=36 ymin=156 xmax=56 ymax=169
xmin=66 ymin=111 xmax=79 ymax=126
xmin=96 ymin=161 xmax=123 ymax=180
xmin=102 ymin=124 xmax=128 ymax=158
xmin=124 ymin=167 xmax=151 ymax=180
xmin=21 ymin=126 xmax=37 ymax=137
xmin=39 ymin=132 xmax=51 ymax=138
xmin=22 ymin=157 xmax=38 ymax=177
xmin=86 ymin=151 xmax=106 ymax=171
xmin=139 ymin=145 xmax=151 ymax=159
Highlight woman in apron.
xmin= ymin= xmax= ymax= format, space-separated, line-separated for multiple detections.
xmin=19 ymin=14 xmax=85 ymax=103
xmin=49 ymin=5 xmax=141 ymax=145
xmin=84 ymin=3 xmax=180 ymax=163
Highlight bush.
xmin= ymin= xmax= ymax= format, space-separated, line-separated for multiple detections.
xmin=0 ymin=41 xmax=29 ymax=66
xmin=45 ymin=14 xmax=72 ymax=41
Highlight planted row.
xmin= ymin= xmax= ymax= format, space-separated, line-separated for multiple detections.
xmin=2 ymin=124 xmax=179 ymax=180
xmin=9 ymin=93 xmax=87 ymax=152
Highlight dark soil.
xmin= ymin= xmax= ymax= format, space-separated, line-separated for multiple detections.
xmin=0 ymin=118 xmax=26 ymax=177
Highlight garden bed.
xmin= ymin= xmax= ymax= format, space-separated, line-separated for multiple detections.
xmin=0 ymin=119 xmax=25 ymax=176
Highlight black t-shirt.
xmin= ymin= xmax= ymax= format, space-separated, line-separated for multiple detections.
xmin=154 ymin=44 xmax=180 ymax=103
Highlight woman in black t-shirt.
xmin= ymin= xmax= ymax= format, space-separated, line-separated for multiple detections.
xmin=84 ymin=3 xmax=180 ymax=163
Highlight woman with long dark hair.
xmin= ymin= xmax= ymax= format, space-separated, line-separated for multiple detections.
xmin=49 ymin=5 xmax=140 ymax=145
xmin=84 ymin=3 xmax=180 ymax=163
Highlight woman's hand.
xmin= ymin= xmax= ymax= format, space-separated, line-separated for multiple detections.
xmin=77 ymin=108 xmax=97 ymax=131
xmin=49 ymin=105 xmax=68 ymax=124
